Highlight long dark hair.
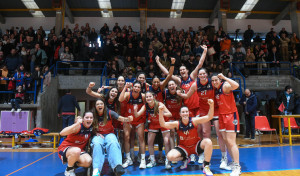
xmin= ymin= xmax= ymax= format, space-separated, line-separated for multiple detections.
xmin=167 ymin=80 xmax=182 ymax=103
xmin=92 ymin=98 xmax=108 ymax=133
xmin=145 ymin=91 xmax=159 ymax=116
xmin=106 ymin=87 xmax=120 ymax=113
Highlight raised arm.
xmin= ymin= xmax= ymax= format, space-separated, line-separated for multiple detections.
xmin=86 ymin=82 xmax=105 ymax=99
xmin=218 ymin=73 xmax=239 ymax=93
xmin=160 ymin=57 xmax=175 ymax=89
xmin=190 ymin=45 xmax=207 ymax=80
xmin=119 ymin=82 xmax=130 ymax=102
xmin=60 ymin=117 xmax=82 ymax=136
xmin=158 ymin=104 xmax=179 ymax=130
xmin=192 ymin=99 xmax=214 ymax=125
xmin=156 ymin=56 xmax=181 ymax=84
xmin=177 ymin=82 xmax=197 ymax=99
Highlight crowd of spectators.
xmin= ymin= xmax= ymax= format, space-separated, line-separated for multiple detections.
xmin=1 ymin=23 xmax=300 ymax=104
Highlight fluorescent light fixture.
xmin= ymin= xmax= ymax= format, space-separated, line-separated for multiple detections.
xmin=235 ymin=0 xmax=259 ymax=19
xmin=97 ymin=0 xmax=113 ymax=17
xmin=21 ymin=0 xmax=45 ymax=17
xmin=170 ymin=0 xmax=186 ymax=18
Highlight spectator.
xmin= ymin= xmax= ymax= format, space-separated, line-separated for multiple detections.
xmin=256 ymin=49 xmax=267 ymax=75
xmin=5 ymin=48 xmax=22 ymax=76
xmin=32 ymin=65 xmax=43 ymax=88
xmin=290 ymin=49 xmax=300 ymax=66
xmin=159 ymin=52 xmax=170 ymax=70
xmin=267 ymin=46 xmax=281 ymax=75
xmin=233 ymin=47 xmax=245 ymax=75
xmin=88 ymin=28 xmax=98 ymax=47
xmin=290 ymin=32 xmax=300 ymax=52
xmin=10 ymin=85 xmax=25 ymax=113
xmin=60 ymin=46 xmax=74 ymax=75
xmin=0 ymin=65 xmax=9 ymax=103
xmin=58 ymin=89 xmax=81 ymax=129
xmin=80 ymin=42 xmax=91 ymax=75
xmin=220 ymin=35 xmax=231 ymax=52
xmin=239 ymin=89 xmax=257 ymax=140
xmin=13 ymin=64 xmax=25 ymax=88
xmin=42 ymin=65 xmax=51 ymax=88
xmin=243 ymin=25 xmax=254 ymax=47
xmin=100 ymin=23 xmax=109 ymax=37
xmin=245 ymin=48 xmax=256 ymax=75
xmin=279 ymin=33 xmax=290 ymax=61
xmin=279 ymin=27 xmax=289 ymax=38
xmin=24 ymin=72 xmax=33 ymax=104
xmin=276 ymin=85 xmax=296 ymax=133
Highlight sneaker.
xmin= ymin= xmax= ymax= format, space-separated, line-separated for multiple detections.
xmin=230 ymin=164 xmax=241 ymax=176
xmin=220 ymin=157 xmax=231 ymax=170
xmin=64 ymin=169 xmax=76 ymax=176
xmin=17 ymin=109 xmax=21 ymax=113
xmin=146 ymin=160 xmax=156 ymax=168
xmin=130 ymin=153 xmax=135 ymax=162
xmin=180 ymin=158 xmax=190 ymax=170
xmin=158 ymin=157 xmax=164 ymax=164
xmin=139 ymin=159 xmax=146 ymax=169
xmin=165 ymin=160 xmax=172 ymax=170
xmin=251 ymin=138 xmax=256 ymax=141
xmin=114 ymin=164 xmax=125 ymax=176
xmin=203 ymin=165 xmax=214 ymax=176
xmin=122 ymin=158 xmax=133 ymax=168
xmin=137 ymin=154 xmax=141 ymax=163
xmin=92 ymin=168 xmax=100 ymax=176
xmin=10 ymin=108 xmax=15 ymax=112
xmin=190 ymin=154 xmax=196 ymax=164
xmin=198 ymin=153 xmax=204 ymax=164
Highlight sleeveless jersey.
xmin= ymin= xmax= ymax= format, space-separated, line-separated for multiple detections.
xmin=196 ymin=78 xmax=214 ymax=114
xmin=177 ymin=117 xmax=200 ymax=147
xmin=119 ymin=88 xmax=128 ymax=116
xmin=149 ymin=85 xmax=163 ymax=102
xmin=215 ymin=82 xmax=237 ymax=114
xmin=145 ymin=103 xmax=160 ymax=127
xmin=164 ymin=89 xmax=182 ymax=120
xmin=97 ymin=110 xmax=116 ymax=134
xmin=126 ymin=91 xmax=145 ymax=122
xmin=181 ymin=76 xmax=199 ymax=109
xmin=58 ymin=124 xmax=93 ymax=151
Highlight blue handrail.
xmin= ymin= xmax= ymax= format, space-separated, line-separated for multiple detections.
xmin=55 ymin=61 xmax=107 ymax=74
xmin=231 ymin=77 xmax=243 ymax=99
xmin=229 ymin=63 xmax=246 ymax=91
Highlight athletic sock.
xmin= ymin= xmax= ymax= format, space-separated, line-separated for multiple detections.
xmin=141 ymin=153 xmax=145 ymax=160
xmin=150 ymin=155 xmax=155 ymax=161
xmin=204 ymin=161 xmax=210 ymax=167
xmin=221 ymin=152 xmax=227 ymax=158
xmin=126 ymin=152 xmax=131 ymax=160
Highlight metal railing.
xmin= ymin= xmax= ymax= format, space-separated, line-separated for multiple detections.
xmin=55 ymin=61 xmax=107 ymax=86
xmin=293 ymin=65 xmax=300 ymax=79
xmin=229 ymin=63 xmax=246 ymax=91
xmin=0 ymin=78 xmax=38 ymax=104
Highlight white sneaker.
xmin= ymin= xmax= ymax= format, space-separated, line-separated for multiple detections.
xmin=165 ymin=160 xmax=172 ymax=170
xmin=220 ymin=157 xmax=231 ymax=170
xmin=139 ymin=159 xmax=146 ymax=169
xmin=122 ymin=158 xmax=133 ymax=168
xmin=190 ymin=154 xmax=196 ymax=164
xmin=230 ymin=164 xmax=241 ymax=176
xmin=92 ymin=168 xmax=100 ymax=176
xmin=180 ymin=158 xmax=190 ymax=169
xmin=64 ymin=169 xmax=76 ymax=176
xmin=198 ymin=153 xmax=204 ymax=164
xmin=146 ymin=160 xmax=156 ymax=168
xmin=10 ymin=108 xmax=15 ymax=112
xmin=17 ymin=109 xmax=21 ymax=112
xmin=203 ymin=165 xmax=214 ymax=176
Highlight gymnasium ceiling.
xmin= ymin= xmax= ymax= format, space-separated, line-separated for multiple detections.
xmin=0 ymin=0 xmax=295 ymax=20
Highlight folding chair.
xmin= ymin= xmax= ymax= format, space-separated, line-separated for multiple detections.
xmin=283 ymin=117 xmax=300 ymax=134
xmin=255 ymin=116 xmax=279 ymax=145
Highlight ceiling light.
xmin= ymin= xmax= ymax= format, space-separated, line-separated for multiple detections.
xmin=235 ymin=0 xmax=259 ymax=19
xmin=21 ymin=0 xmax=45 ymax=17
xmin=170 ymin=0 xmax=186 ymax=18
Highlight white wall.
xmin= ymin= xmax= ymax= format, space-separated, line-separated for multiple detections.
xmin=0 ymin=17 xmax=292 ymax=34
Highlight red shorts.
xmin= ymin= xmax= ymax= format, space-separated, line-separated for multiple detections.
xmin=176 ymin=140 xmax=203 ymax=157
xmin=57 ymin=147 xmax=86 ymax=164
xmin=130 ymin=115 xmax=146 ymax=126
xmin=219 ymin=111 xmax=240 ymax=133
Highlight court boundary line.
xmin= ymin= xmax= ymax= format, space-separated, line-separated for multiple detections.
xmin=5 ymin=152 xmax=55 ymax=176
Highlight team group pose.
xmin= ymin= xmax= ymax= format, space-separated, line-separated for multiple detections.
xmin=59 ymin=45 xmax=242 ymax=176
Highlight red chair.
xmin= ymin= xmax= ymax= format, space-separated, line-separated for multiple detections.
xmin=255 ymin=116 xmax=279 ymax=145
xmin=283 ymin=117 xmax=300 ymax=134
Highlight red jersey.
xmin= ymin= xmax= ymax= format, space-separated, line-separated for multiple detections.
xmin=149 ymin=85 xmax=163 ymax=102
xmin=215 ymin=82 xmax=237 ymax=114
xmin=58 ymin=124 xmax=93 ymax=152
xmin=177 ymin=117 xmax=200 ymax=147
xmin=164 ymin=89 xmax=182 ymax=120
xmin=196 ymin=78 xmax=214 ymax=114
xmin=126 ymin=91 xmax=145 ymax=123
xmin=181 ymin=76 xmax=199 ymax=109
xmin=97 ymin=110 xmax=120 ymax=134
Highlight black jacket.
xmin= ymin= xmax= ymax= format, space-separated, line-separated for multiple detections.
xmin=276 ymin=91 xmax=296 ymax=112
xmin=58 ymin=94 xmax=81 ymax=113
xmin=239 ymin=93 xmax=257 ymax=114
